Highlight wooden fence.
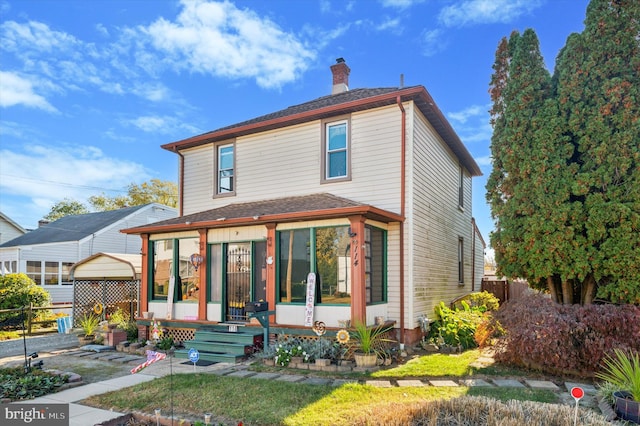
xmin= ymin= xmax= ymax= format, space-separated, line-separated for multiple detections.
xmin=481 ymin=278 xmax=529 ymax=304
xmin=0 ymin=303 xmax=72 ymax=335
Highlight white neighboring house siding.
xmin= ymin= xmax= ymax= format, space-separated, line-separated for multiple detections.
xmin=409 ymin=104 xmax=474 ymax=326
xmin=0 ymin=218 xmax=25 ymax=245
xmin=181 ymin=105 xmax=404 ymax=216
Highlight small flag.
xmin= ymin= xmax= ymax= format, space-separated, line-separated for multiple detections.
xmin=130 ymin=350 xmax=167 ymax=374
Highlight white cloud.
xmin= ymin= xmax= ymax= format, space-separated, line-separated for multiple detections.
xmin=141 ymin=0 xmax=316 ymax=89
xmin=1 ymin=20 xmax=81 ymax=56
xmin=380 ymin=0 xmax=424 ymax=9
xmin=420 ymin=29 xmax=445 ymax=57
xmin=95 ymin=23 xmax=109 ymax=37
xmin=0 ymin=71 xmax=57 ymax=112
xmin=475 ymin=155 xmax=493 ymax=167
xmin=448 ymin=105 xmax=486 ymax=124
xmin=0 ymin=145 xmax=150 ymax=222
xmin=439 ymin=0 xmax=543 ymax=27
xmin=376 ymin=17 xmax=402 ymax=33
xmin=127 ymin=115 xmax=200 ymax=135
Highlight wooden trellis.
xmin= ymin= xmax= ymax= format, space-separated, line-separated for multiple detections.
xmin=72 ymin=279 xmax=139 ymax=326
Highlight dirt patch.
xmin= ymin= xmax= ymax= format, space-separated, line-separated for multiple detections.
xmin=0 ymin=352 xmax=136 ymax=384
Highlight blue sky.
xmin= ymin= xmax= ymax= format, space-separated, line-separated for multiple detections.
xmin=0 ymin=0 xmax=589 ymax=247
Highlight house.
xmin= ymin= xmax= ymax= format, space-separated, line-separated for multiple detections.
xmin=0 ymin=211 xmax=27 ymax=248
xmin=0 ymin=204 xmax=177 ymax=304
xmin=123 ymin=59 xmax=484 ymax=347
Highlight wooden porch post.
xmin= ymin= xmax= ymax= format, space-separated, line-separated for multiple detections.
xmin=348 ymin=216 xmax=367 ymax=325
xmin=198 ymin=228 xmax=207 ymax=321
xmin=266 ymin=223 xmax=277 ymax=324
xmin=139 ymin=234 xmax=149 ymax=316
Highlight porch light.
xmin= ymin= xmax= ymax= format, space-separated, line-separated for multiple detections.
xmin=190 ymin=253 xmax=204 ymax=271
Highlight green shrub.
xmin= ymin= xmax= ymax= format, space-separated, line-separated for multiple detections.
xmin=428 ymin=301 xmax=485 ymax=350
xmin=0 ymin=274 xmax=51 ymax=327
xmin=0 ymin=367 xmax=68 ymax=401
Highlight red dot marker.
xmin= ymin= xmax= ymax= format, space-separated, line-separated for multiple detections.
xmin=571 ymin=386 xmax=584 ymax=401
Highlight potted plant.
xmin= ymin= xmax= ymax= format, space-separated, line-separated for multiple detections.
xmin=351 ymin=321 xmax=392 ymax=368
xmin=595 ymin=348 xmax=640 ymax=424
xmin=78 ymin=313 xmax=100 ymax=345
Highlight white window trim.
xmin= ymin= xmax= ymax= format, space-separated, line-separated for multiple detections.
xmin=321 ymin=116 xmax=351 ymax=183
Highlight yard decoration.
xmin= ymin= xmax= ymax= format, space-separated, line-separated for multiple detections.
xmin=596 ymin=349 xmax=640 ymax=423
xmin=351 ymin=321 xmax=392 ymax=367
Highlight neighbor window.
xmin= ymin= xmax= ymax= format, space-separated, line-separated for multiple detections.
xmin=216 ymin=143 xmax=235 ymax=195
xmin=322 ymin=118 xmax=350 ymax=182
xmin=61 ymin=262 xmax=74 ymax=284
xmin=26 ymin=261 xmax=42 ymax=285
xmin=44 ymin=261 xmax=59 ymax=285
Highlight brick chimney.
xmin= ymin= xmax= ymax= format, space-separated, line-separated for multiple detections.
xmin=330 ymin=58 xmax=350 ymax=94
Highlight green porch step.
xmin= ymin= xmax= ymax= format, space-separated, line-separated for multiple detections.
xmin=193 ymin=330 xmax=261 ymax=345
xmin=184 ymin=340 xmax=250 ymax=356
xmin=174 ymin=349 xmax=243 ymax=364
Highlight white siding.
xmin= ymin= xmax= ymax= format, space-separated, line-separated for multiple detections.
xmin=0 ymin=218 xmax=25 ymax=245
xmin=181 ymin=105 xmax=404 ymax=216
xmin=408 ymin=106 xmax=475 ymax=327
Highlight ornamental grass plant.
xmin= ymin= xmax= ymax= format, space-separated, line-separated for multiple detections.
xmin=595 ymin=348 xmax=640 ymax=402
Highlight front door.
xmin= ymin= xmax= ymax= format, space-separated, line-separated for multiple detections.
xmin=224 ymin=241 xmax=268 ymax=322
xmin=226 ymin=243 xmax=252 ymax=321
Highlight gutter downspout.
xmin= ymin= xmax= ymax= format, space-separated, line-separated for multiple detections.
xmin=396 ymin=96 xmax=406 ymax=345
xmin=471 ymin=217 xmax=476 ymax=292
xmin=173 ymin=147 xmax=184 ymax=217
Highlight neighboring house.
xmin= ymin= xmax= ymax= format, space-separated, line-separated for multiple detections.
xmin=0 ymin=211 xmax=27 ymax=247
xmin=0 ymin=204 xmax=177 ymax=304
xmin=124 ymin=59 xmax=484 ymax=345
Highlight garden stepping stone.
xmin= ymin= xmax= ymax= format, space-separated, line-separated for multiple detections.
xmin=397 ymin=379 xmax=426 ymax=387
xmin=302 ymin=377 xmax=332 ymax=386
xmin=428 ymin=380 xmax=459 ymax=387
xmin=115 ymin=355 xmax=144 ymax=363
xmin=250 ymin=372 xmax=281 ymax=381
xmin=365 ymin=380 xmax=393 ymax=388
xmin=491 ymin=379 xmax=525 ymax=388
xmin=564 ymin=382 xmax=596 ymax=395
xmin=460 ymin=379 xmax=493 ymax=387
xmin=226 ymin=370 xmax=256 ymax=378
xmin=210 ymin=368 xmax=235 ymax=376
xmin=525 ymin=380 xmax=560 ymax=390
xmin=276 ymin=374 xmax=306 ymax=383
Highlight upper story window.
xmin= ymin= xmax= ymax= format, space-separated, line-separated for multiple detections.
xmin=216 ymin=143 xmax=235 ymax=195
xmin=458 ymin=237 xmax=464 ymax=284
xmin=322 ymin=118 xmax=350 ymax=182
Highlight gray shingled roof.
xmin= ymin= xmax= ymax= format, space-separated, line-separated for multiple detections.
xmin=123 ymin=193 xmax=402 ymax=234
xmin=0 ymin=205 xmax=147 ymax=247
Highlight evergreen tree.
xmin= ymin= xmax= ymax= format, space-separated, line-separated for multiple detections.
xmin=554 ymin=0 xmax=640 ymax=304
xmin=487 ymin=0 xmax=639 ymax=304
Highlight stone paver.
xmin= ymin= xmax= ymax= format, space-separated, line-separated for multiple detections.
xmin=250 ymin=372 xmax=281 ymax=380
xmin=565 ymin=382 xmax=597 ymax=395
xmin=302 ymin=377 xmax=333 ymax=386
xmin=226 ymin=370 xmax=256 ymax=378
xmin=525 ymin=379 xmax=560 ymax=390
xmin=397 ymin=379 xmax=426 ymax=387
xmin=429 ymin=379 xmax=459 ymax=387
xmin=331 ymin=379 xmax=358 ymax=387
xmin=365 ymin=380 xmax=393 ymax=388
xmin=491 ymin=379 xmax=525 ymax=388
xmin=460 ymin=379 xmax=493 ymax=387
xmin=276 ymin=374 xmax=306 ymax=383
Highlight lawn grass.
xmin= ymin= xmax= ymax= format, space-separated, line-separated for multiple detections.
xmin=84 ymin=372 xmax=558 ymax=426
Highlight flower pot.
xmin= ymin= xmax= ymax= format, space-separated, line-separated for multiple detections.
xmin=78 ymin=335 xmax=95 ymax=346
xmin=354 ymin=352 xmax=377 ymax=368
xmin=614 ymin=391 xmax=640 ymax=424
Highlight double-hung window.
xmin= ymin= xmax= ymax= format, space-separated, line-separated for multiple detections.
xmin=216 ymin=143 xmax=235 ymax=195
xmin=322 ymin=118 xmax=350 ymax=182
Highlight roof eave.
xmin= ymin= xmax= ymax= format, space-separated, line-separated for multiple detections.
xmin=122 ymin=205 xmax=404 ymax=235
